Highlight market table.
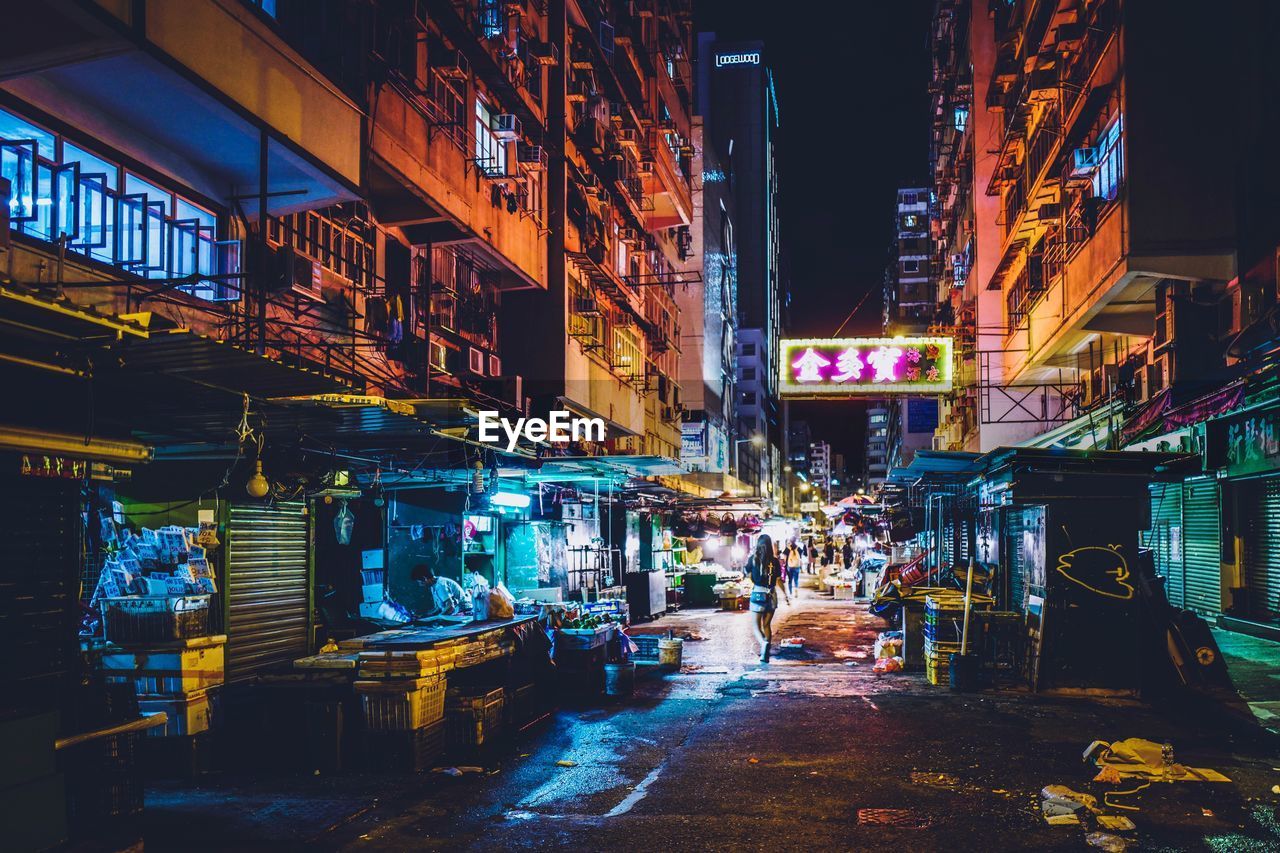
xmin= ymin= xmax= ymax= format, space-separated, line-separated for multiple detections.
xmin=333 ymin=615 xmax=537 ymax=650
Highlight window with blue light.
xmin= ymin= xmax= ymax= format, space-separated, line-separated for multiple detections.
xmin=478 ymin=0 xmax=505 ymax=39
xmin=474 ymin=100 xmax=507 ymax=177
xmin=0 ymin=105 xmax=236 ymax=300
xmin=953 ymin=105 xmax=969 ymax=133
xmin=1091 ymin=114 xmax=1124 ymax=201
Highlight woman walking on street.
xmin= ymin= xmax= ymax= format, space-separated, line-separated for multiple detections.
xmin=785 ymin=541 xmax=802 ymax=596
xmin=747 ymin=534 xmax=789 ymax=662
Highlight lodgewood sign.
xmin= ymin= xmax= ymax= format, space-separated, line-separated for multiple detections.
xmin=779 ymin=336 xmax=954 ymax=397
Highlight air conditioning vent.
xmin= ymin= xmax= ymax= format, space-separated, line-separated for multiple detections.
xmin=1071 ymin=147 xmax=1100 ymax=177
xmin=432 ymin=48 xmax=470 ymax=80
xmin=517 ymin=144 xmax=548 ymax=169
xmin=492 ymin=114 xmax=521 ymax=141
xmin=468 ymin=347 xmax=485 ymax=374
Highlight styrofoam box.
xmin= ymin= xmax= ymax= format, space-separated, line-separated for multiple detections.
xmin=101 ymin=635 xmax=226 ymax=694
xmin=362 ymin=583 xmax=386 ymax=603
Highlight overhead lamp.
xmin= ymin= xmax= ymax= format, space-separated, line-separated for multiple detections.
xmin=491 ymin=491 xmax=532 ymax=509
xmin=246 ymin=459 xmax=270 ymax=498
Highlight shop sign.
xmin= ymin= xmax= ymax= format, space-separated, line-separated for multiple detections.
xmin=779 ymin=336 xmax=953 ymax=397
xmin=799 ymin=501 xmax=821 ymax=513
xmin=1206 ymin=404 xmax=1280 ymax=477
xmin=20 ymin=454 xmax=87 ymax=480
xmin=716 ymin=52 xmax=760 ymax=67
xmin=680 ymin=422 xmax=706 ymax=462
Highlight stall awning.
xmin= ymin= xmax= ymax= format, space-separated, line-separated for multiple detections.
xmin=0 ymin=284 xmax=150 ymax=344
xmin=886 ymin=450 xmax=983 ymax=486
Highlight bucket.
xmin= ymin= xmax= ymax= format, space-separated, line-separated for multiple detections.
xmin=949 ymin=652 xmax=980 ymax=692
xmin=604 ymin=661 xmax=636 ymax=697
xmin=657 ymin=637 xmax=683 ymax=668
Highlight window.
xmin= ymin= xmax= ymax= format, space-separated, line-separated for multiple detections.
xmin=1091 ymin=114 xmax=1124 ymax=202
xmin=474 ymin=100 xmax=507 ymax=178
xmin=901 ymin=192 xmax=917 ymax=205
xmin=953 ymin=105 xmax=969 ymax=133
xmin=0 ymin=106 xmax=235 ymax=300
xmin=430 ymin=73 xmax=466 ymax=148
xmin=742 ymin=342 xmax=756 ymax=355
xmin=477 ymin=0 xmax=505 ymax=39
xmin=742 ymin=367 xmax=756 ymax=381
xmin=901 ymin=259 xmax=920 ymax=274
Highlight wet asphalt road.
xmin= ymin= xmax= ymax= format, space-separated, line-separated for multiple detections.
xmin=144 ymin=586 xmax=1280 ymax=852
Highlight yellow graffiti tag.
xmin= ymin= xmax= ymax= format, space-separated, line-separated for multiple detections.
xmin=1054 ymin=544 xmax=1135 ymax=600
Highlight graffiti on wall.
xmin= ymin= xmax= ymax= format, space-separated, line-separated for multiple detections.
xmin=1054 ymin=537 xmax=1134 ymax=601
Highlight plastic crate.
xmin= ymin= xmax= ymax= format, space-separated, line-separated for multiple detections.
xmin=102 ymin=596 xmax=210 ymax=644
xmin=60 ymin=730 xmax=144 ymax=825
xmin=362 ymin=721 xmax=446 ymax=772
xmin=445 ymin=687 xmax=505 ymax=747
xmin=504 ymin=682 xmax=539 ymax=726
xmin=631 ymin=635 xmax=661 ymax=662
xmin=355 ymin=676 xmax=446 ymax=730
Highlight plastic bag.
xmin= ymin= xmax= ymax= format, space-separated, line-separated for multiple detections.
xmin=489 ymin=584 xmax=515 ymax=620
xmin=334 ymin=501 xmax=354 ymax=545
xmin=872 ymin=655 xmax=904 ymax=674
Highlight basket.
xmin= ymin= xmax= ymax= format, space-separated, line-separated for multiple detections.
xmin=362 ymin=720 xmax=446 ymax=772
xmin=102 ymin=596 xmax=210 ymax=643
xmin=504 ymin=682 xmax=539 ymax=726
xmin=355 ymin=676 xmax=446 ymax=730
xmin=445 ymin=687 xmax=505 ymax=747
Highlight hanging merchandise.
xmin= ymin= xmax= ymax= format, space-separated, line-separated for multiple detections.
xmin=689 ymin=514 xmax=707 ymax=540
xmin=387 ymin=294 xmax=404 ymax=346
xmin=720 ymin=513 xmax=738 ymax=536
xmin=334 ymin=500 xmax=355 ymax=545
xmin=365 ymin=294 xmax=389 ymax=335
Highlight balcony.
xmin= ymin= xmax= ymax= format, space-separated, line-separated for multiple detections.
xmin=644 ymin=127 xmax=692 ymax=229
xmin=1 ymin=0 xmax=361 ymax=217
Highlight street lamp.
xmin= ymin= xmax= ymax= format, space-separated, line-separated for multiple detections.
xmin=733 ymin=433 xmax=765 ymax=480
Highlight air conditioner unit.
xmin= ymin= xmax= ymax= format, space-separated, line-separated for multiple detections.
xmin=529 ymin=41 xmax=559 ymax=66
xmin=598 ymin=20 xmax=616 ymax=55
xmin=432 ymin=49 xmax=470 ymax=80
xmin=617 ymin=128 xmax=639 ymax=149
xmin=272 ymin=246 xmax=325 ymax=302
xmin=488 ymin=354 xmax=502 ymax=377
xmin=637 ymin=159 xmax=655 ymax=175
xmin=619 ymin=227 xmax=642 ymax=244
xmin=468 ymin=347 xmax=485 ymax=374
xmin=492 ymin=114 xmax=521 ymax=141
xmin=517 ymin=144 xmax=548 ymax=169
xmin=1034 ymin=202 xmax=1062 ymax=220
xmin=429 ymin=340 xmax=451 ymax=373
xmin=1070 ymin=147 xmax=1100 ymax=177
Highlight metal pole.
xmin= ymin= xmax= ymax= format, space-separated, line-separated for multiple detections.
xmin=256 ymin=128 xmax=269 ymax=355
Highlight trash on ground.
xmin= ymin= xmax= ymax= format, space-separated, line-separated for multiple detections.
xmin=1096 ymin=815 xmax=1136 ymax=832
xmin=779 ymin=637 xmax=804 ymax=649
xmin=872 ymin=655 xmax=904 ymax=674
xmin=1085 ymin=831 xmax=1129 ymax=852
xmin=1044 ymin=813 xmax=1081 ymax=827
xmin=748 ymin=757 xmax=759 ymax=764
xmin=1093 ymin=765 xmax=1124 ymax=784
xmin=555 ymin=760 xmax=578 ymax=768
xmin=873 ymin=631 xmax=903 ymax=659
xmin=1085 ymin=738 xmax=1231 ymax=783
xmin=1041 ymin=784 xmax=1099 ymax=812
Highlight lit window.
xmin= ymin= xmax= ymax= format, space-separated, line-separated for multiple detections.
xmin=474 ymin=100 xmax=507 ymax=178
xmin=953 ymin=105 xmax=969 ymax=133
xmin=902 ymin=259 xmax=920 ymax=274
xmin=1091 ymin=114 xmax=1124 ymax=202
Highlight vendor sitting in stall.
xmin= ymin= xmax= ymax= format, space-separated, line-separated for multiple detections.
xmin=411 ymin=564 xmax=468 ymax=617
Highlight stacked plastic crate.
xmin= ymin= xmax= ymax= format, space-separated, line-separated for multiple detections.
xmin=923 ymin=592 xmax=993 ymax=685
xmin=355 ymin=649 xmax=452 ymax=771
xmin=100 ymin=597 xmax=224 ymax=750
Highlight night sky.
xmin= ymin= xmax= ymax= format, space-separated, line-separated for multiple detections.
xmin=695 ymin=0 xmax=933 ymax=476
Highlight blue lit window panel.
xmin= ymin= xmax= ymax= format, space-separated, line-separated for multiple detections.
xmin=0 ymin=107 xmax=55 ymax=161
xmin=1 ymin=140 xmax=39 ymax=221
xmin=474 ymin=100 xmax=506 ymax=177
xmin=118 ymin=193 xmax=148 ymax=268
xmin=62 ymin=143 xmax=118 ymax=190
xmin=478 ymin=0 xmax=505 ymax=38
xmin=1091 ymin=114 xmax=1124 ymax=201
xmin=71 ymin=173 xmax=110 ymax=253
xmin=52 ymin=161 xmax=79 ymax=240
xmin=953 ymin=105 xmax=969 ymax=133
xmin=21 ymin=163 xmax=54 ymax=240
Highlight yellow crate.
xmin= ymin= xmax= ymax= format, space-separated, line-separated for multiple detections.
xmin=355 ymin=676 xmax=447 ymax=730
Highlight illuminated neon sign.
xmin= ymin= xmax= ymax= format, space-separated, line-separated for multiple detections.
xmin=779 ymin=337 xmax=953 ymax=397
xmin=716 ymin=52 xmax=760 ymax=68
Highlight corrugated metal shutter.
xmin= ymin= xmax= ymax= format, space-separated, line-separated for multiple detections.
xmin=1148 ymin=482 xmax=1184 ymax=608
xmin=1242 ymin=477 xmax=1280 ymax=623
xmin=0 ymin=476 xmax=81 ymax=718
xmin=226 ymin=502 xmax=310 ymax=682
xmin=1006 ymin=508 xmax=1026 ymax=611
xmin=1181 ymin=477 xmax=1221 ymax=616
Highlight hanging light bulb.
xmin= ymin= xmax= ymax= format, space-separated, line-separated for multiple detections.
xmin=471 ymin=459 xmax=485 ymax=495
xmin=246 ymin=459 xmax=270 ymax=498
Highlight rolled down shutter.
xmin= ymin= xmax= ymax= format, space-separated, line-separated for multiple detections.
xmin=1181 ymin=477 xmax=1221 ymax=617
xmin=1148 ymin=482 xmax=1184 ymax=608
xmin=226 ymin=502 xmax=310 ymax=682
xmin=1242 ymin=477 xmax=1280 ymax=623
xmin=1006 ymin=508 xmax=1026 ymax=611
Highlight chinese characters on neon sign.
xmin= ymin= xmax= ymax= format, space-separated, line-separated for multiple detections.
xmin=779 ymin=337 xmax=953 ymax=397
